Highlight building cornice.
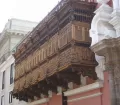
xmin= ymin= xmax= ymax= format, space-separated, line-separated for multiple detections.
xmin=91 ymin=37 xmax=120 ymax=56
xmin=64 ymin=81 xmax=103 ymax=97
xmin=67 ymin=92 xmax=102 ymax=102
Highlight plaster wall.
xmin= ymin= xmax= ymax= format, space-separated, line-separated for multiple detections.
xmin=3 ymin=18 xmax=37 ymax=32
xmin=0 ymin=19 xmax=38 ymax=105
xmin=67 ymin=71 xmax=110 ymax=105
xmin=28 ymin=94 xmax=62 ymax=105
xmin=0 ymin=55 xmax=27 ymax=105
xmin=10 ymin=35 xmax=23 ymax=50
xmin=32 ymin=72 xmax=110 ymax=105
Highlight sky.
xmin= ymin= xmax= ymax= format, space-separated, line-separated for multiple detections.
xmin=0 ymin=0 xmax=59 ymax=32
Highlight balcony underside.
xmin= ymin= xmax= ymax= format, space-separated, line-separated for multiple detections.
xmin=13 ymin=63 xmax=97 ymax=102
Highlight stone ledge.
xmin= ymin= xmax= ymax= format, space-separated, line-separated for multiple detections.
xmin=91 ymin=38 xmax=120 ymax=56
xmin=29 ymin=98 xmax=49 ymax=105
xmin=67 ymin=92 xmax=102 ymax=102
xmin=64 ymin=81 xmax=103 ymax=97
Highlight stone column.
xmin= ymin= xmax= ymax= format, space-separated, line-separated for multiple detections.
xmin=105 ymin=63 xmax=117 ymax=105
xmin=91 ymin=38 xmax=120 ymax=105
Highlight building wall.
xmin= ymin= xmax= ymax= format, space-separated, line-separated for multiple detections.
xmin=10 ymin=34 xmax=23 ymax=51
xmin=0 ymin=18 xmax=38 ymax=61
xmin=28 ymin=94 xmax=62 ymax=105
xmin=46 ymin=94 xmax=62 ymax=105
xmin=3 ymin=18 xmax=37 ymax=32
xmin=66 ymin=72 xmax=110 ymax=105
xmin=0 ymin=19 xmax=38 ymax=105
xmin=28 ymin=71 xmax=110 ymax=105
xmin=0 ymin=55 xmax=27 ymax=105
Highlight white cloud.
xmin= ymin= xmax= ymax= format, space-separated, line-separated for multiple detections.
xmin=0 ymin=0 xmax=59 ymax=32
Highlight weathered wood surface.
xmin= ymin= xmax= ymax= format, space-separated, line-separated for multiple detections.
xmin=13 ymin=0 xmax=97 ymax=101
xmin=14 ymin=0 xmax=96 ymax=61
xmin=14 ymin=45 xmax=97 ymax=92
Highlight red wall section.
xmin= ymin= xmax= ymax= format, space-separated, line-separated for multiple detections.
xmin=68 ymin=89 xmax=102 ymax=105
xmin=37 ymin=71 xmax=110 ymax=105
xmin=68 ymin=95 xmax=102 ymax=105
xmin=38 ymin=94 xmax=62 ymax=105
xmin=67 ymin=71 xmax=110 ymax=105
xmin=49 ymin=94 xmax=62 ymax=105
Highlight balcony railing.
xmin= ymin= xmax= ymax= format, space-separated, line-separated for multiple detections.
xmin=14 ymin=21 xmax=95 ymax=92
xmin=13 ymin=0 xmax=97 ymax=101
xmin=16 ymin=0 xmax=96 ymax=51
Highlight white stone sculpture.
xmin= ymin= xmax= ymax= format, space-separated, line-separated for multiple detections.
xmin=90 ymin=0 xmax=116 ymax=81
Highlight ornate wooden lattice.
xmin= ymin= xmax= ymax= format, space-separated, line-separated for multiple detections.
xmin=13 ymin=0 xmax=97 ymax=102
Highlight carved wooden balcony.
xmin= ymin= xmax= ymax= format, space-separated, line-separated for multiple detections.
xmin=13 ymin=0 xmax=97 ymax=102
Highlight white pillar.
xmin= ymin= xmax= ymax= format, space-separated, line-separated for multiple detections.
xmin=113 ymin=0 xmax=119 ymax=9
xmin=109 ymin=0 xmax=120 ymax=37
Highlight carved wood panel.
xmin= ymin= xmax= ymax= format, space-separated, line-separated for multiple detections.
xmin=14 ymin=22 xmax=96 ymax=94
xmin=13 ymin=1 xmax=97 ymax=100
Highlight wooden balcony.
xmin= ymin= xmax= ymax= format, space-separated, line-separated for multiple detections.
xmin=14 ymin=0 xmax=97 ymax=61
xmin=13 ymin=22 xmax=97 ymax=101
xmin=13 ymin=0 xmax=97 ymax=102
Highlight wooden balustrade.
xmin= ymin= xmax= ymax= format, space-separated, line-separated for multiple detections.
xmin=13 ymin=0 xmax=97 ymax=101
xmin=14 ymin=45 xmax=96 ymax=93
xmin=14 ymin=22 xmax=91 ymax=81
xmin=14 ymin=0 xmax=97 ymax=60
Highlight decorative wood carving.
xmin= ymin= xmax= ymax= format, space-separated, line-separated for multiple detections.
xmin=13 ymin=0 xmax=97 ymax=101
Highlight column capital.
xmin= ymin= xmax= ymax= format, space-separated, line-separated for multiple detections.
xmin=91 ymin=37 xmax=120 ymax=64
xmin=91 ymin=38 xmax=119 ymax=56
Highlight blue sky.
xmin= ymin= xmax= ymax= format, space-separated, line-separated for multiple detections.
xmin=0 ymin=0 xmax=59 ymax=32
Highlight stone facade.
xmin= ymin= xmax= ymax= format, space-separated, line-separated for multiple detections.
xmin=0 ymin=19 xmax=37 ymax=65
xmin=0 ymin=19 xmax=38 ymax=105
